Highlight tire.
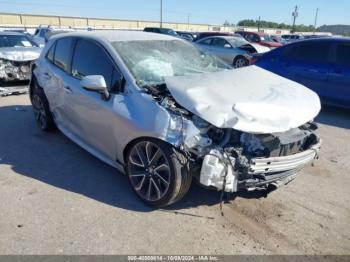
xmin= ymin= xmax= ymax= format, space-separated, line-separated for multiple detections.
xmin=30 ymin=80 xmax=56 ymax=131
xmin=125 ymin=138 xmax=192 ymax=208
xmin=233 ymin=56 xmax=249 ymax=68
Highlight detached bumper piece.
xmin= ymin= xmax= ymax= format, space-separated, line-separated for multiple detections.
xmin=0 ymin=85 xmax=29 ymax=97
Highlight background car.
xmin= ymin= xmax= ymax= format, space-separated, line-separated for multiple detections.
xmin=271 ymin=35 xmax=287 ymax=45
xmin=196 ymin=35 xmax=269 ymax=68
xmin=0 ymin=32 xmax=41 ymax=85
xmin=254 ymin=38 xmax=350 ymax=109
xmin=144 ymin=27 xmax=178 ymax=36
xmin=281 ymin=34 xmax=304 ymax=43
xmin=32 ymin=26 xmax=74 ymax=47
xmin=176 ymin=31 xmax=195 ymax=41
xmin=194 ymin=31 xmax=235 ymax=42
xmin=32 ymin=27 xmax=52 ymax=47
xmin=235 ymin=31 xmax=282 ymax=49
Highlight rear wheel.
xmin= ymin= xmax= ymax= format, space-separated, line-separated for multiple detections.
xmin=233 ymin=56 xmax=249 ymax=68
xmin=30 ymin=81 xmax=55 ymax=131
xmin=125 ymin=139 xmax=192 ymax=208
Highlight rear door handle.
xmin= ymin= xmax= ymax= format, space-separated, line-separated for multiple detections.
xmin=63 ymin=85 xmax=73 ymax=93
xmin=43 ymin=72 xmax=51 ymax=79
xmin=307 ymin=69 xmax=321 ymax=73
xmin=332 ymin=69 xmax=343 ymax=75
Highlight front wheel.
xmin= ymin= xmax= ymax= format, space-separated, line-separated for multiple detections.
xmin=233 ymin=56 xmax=249 ymax=68
xmin=125 ymin=139 xmax=192 ymax=208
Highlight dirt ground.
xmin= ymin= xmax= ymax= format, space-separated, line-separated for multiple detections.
xmin=0 ymin=94 xmax=349 ymax=255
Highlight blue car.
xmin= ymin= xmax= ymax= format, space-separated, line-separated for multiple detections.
xmin=254 ymin=38 xmax=350 ymax=109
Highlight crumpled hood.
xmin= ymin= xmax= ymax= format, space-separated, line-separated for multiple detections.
xmin=0 ymin=47 xmax=41 ymax=61
xmin=164 ymin=66 xmax=321 ymax=134
xmin=250 ymin=43 xmax=271 ymax=53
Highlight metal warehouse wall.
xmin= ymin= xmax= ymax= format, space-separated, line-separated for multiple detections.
xmin=1 ymin=12 xmax=329 ymax=35
xmin=0 ymin=12 xmax=217 ymax=32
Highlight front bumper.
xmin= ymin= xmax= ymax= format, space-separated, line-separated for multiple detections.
xmin=238 ymin=140 xmax=321 ymax=190
xmin=248 ymin=140 xmax=321 ymax=175
xmin=199 ymin=140 xmax=321 ymax=192
xmin=0 ymin=60 xmax=32 ymax=82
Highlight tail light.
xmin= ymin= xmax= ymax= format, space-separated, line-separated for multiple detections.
xmin=250 ymin=56 xmax=258 ymax=65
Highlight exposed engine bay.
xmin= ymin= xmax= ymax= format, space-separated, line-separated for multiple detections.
xmin=0 ymin=59 xmax=32 ymax=83
xmin=143 ymin=82 xmax=321 ymax=193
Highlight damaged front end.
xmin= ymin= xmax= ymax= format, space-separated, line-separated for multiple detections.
xmin=185 ymin=115 xmax=321 ymax=193
xmin=0 ymin=58 xmax=33 ymax=83
xmin=148 ymin=87 xmax=321 ymax=194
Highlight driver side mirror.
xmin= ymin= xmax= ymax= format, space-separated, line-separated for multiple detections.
xmin=80 ymin=75 xmax=110 ymax=100
xmin=224 ymin=43 xmax=231 ymax=49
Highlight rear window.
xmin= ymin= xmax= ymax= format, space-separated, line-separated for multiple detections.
xmin=336 ymin=42 xmax=350 ymax=66
xmin=46 ymin=42 xmax=56 ymax=62
xmin=53 ymin=38 xmax=74 ymax=72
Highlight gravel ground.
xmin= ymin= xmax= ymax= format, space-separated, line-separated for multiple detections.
xmin=0 ymin=94 xmax=349 ymax=255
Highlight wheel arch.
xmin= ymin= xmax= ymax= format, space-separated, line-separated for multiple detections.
xmin=121 ymin=136 xmax=177 ymax=168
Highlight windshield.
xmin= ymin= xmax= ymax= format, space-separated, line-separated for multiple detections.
xmin=227 ymin=37 xmax=250 ymax=48
xmin=0 ymin=35 xmax=37 ymax=48
xmin=112 ymin=40 xmax=231 ymax=86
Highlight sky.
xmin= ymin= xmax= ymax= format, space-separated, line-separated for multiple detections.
xmin=0 ymin=0 xmax=349 ymax=26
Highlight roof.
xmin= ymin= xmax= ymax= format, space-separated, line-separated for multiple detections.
xmin=236 ymin=31 xmax=267 ymax=36
xmin=284 ymin=36 xmax=350 ymax=45
xmin=199 ymin=35 xmax=244 ymax=41
xmin=52 ymin=30 xmax=178 ymax=42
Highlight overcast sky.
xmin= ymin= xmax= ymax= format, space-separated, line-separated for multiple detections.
xmin=0 ymin=0 xmax=349 ymax=26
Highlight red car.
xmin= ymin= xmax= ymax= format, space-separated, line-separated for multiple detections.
xmin=235 ymin=31 xmax=282 ymax=49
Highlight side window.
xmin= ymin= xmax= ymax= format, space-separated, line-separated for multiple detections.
xmin=72 ymin=39 xmax=122 ymax=92
xmin=46 ymin=42 xmax=56 ymax=63
xmin=53 ymin=38 xmax=74 ymax=72
xmin=251 ymin=34 xmax=260 ymax=43
xmin=335 ymin=42 xmax=350 ymax=67
xmin=211 ymin=38 xmax=227 ymax=47
xmin=200 ymin=38 xmax=212 ymax=45
xmin=295 ymin=41 xmax=331 ymax=63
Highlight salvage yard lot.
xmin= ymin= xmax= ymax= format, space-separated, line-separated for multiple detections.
xmin=0 ymin=94 xmax=349 ymax=255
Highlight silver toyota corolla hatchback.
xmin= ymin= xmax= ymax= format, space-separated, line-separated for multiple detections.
xmin=30 ymin=31 xmax=322 ymax=207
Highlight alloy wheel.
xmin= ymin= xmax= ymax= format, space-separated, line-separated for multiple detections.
xmin=128 ymin=141 xmax=171 ymax=202
xmin=235 ymin=58 xmax=247 ymax=68
xmin=32 ymin=94 xmax=47 ymax=129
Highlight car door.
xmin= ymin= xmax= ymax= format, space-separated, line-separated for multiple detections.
xmin=328 ymin=41 xmax=350 ymax=108
xmin=209 ymin=38 xmax=235 ymax=63
xmin=40 ymin=37 xmax=75 ymax=131
xmin=66 ymin=38 xmax=124 ymax=160
xmin=279 ymin=41 xmax=332 ymax=99
xmin=197 ymin=38 xmax=213 ymax=50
